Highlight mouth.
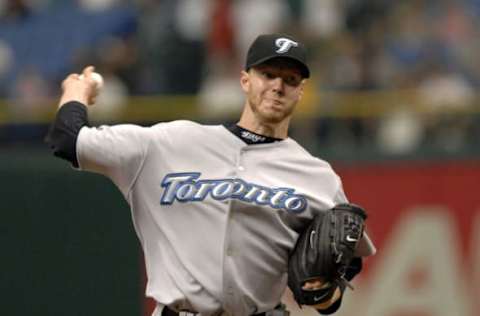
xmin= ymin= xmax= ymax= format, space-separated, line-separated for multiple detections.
xmin=265 ymin=99 xmax=284 ymax=107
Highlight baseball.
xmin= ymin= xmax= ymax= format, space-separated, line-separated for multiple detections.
xmin=79 ymin=72 xmax=104 ymax=89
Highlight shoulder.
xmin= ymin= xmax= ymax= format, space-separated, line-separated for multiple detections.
xmin=149 ymin=120 xmax=227 ymax=141
xmin=276 ymin=139 xmax=347 ymax=205
xmin=151 ymin=120 xmax=217 ymax=132
xmin=284 ymin=138 xmax=336 ymax=170
xmin=79 ymin=121 xmax=207 ymax=144
xmin=282 ymin=138 xmax=343 ymax=189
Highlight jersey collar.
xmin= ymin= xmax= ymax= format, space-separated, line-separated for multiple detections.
xmin=225 ymin=124 xmax=283 ymax=145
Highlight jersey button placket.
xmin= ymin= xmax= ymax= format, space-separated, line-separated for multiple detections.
xmin=222 ymin=149 xmax=245 ymax=310
xmin=237 ymin=148 xmax=246 ymax=172
xmin=222 ymin=162 xmax=236 ymax=310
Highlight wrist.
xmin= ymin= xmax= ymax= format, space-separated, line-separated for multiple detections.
xmin=58 ymin=86 xmax=93 ymax=108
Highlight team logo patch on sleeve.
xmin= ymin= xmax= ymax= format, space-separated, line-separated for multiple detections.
xmin=160 ymin=172 xmax=307 ymax=213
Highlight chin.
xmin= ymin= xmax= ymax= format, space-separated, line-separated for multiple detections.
xmin=258 ymin=111 xmax=289 ymax=124
xmin=263 ymin=107 xmax=294 ymax=123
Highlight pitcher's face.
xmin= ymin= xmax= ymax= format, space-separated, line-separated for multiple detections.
xmin=241 ymin=59 xmax=306 ymax=124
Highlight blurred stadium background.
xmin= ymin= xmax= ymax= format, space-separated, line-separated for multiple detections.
xmin=0 ymin=0 xmax=479 ymax=315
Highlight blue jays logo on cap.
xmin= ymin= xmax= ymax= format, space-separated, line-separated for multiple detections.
xmin=275 ymin=38 xmax=299 ymax=53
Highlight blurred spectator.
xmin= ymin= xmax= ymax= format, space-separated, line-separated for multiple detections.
xmin=301 ymin=0 xmax=344 ymax=39
xmin=198 ymin=59 xmax=244 ymax=118
xmin=198 ymin=0 xmax=243 ymax=117
xmin=390 ymin=6 xmax=438 ymax=83
xmin=417 ymin=63 xmax=475 ymax=152
xmin=88 ymin=72 xmax=128 ymax=122
xmin=7 ymin=67 xmax=52 ymax=119
xmin=134 ymin=0 xmax=177 ymax=93
xmin=0 ymin=0 xmax=33 ymax=22
xmin=0 ymin=39 xmax=14 ymax=84
xmin=207 ymin=0 xmax=235 ymax=60
xmin=135 ymin=0 xmax=207 ymax=94
xmin=78 ymin=0 xmax=119 ymax=12
xmin=175 ymin=0 xmax=211 ymax=42
xmin=376 ymin=108 xmax=424 ymax=155
xmin=232 ymin=0 xmax=291 ymax=59
xmin=344 ymin=0 xmax=391 ymax=36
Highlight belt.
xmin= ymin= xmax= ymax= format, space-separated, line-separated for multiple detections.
xmin=162 ymin=306 xmax=266 ymax=316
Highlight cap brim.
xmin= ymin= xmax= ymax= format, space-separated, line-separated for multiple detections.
xmin=247 ymin=55 xmax=310 ymax=78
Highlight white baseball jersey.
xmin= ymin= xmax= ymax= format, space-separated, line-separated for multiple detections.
xmin=76 ymin=120 xmax=375 ymax=316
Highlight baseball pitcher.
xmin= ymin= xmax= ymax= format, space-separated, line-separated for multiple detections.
xmin=46 ymin=34 xmax=376 ymax=316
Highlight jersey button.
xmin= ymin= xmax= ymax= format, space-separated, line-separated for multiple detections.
xmin=237 ymin=166 xmax=245 ymax=171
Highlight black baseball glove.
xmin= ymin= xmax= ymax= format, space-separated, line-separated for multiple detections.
xmin=288 ymin=203 xmax=367 ymax=308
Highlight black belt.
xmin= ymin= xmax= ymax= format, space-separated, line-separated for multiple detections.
xmin=162 ymin=306 xmax=266 ymax=316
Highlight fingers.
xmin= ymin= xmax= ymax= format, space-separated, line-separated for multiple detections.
xmin=302 ymin=278 xmax=330 ymax=290
xmin=88 ymin=87 xmax=99 ymax=105
xmin=61 ymin=73 xmax=79 ymax=90
xmin=63 ymin=65 xmax=95 ymax=84
xmin=82 ymin=65 xmax=95 ymax=78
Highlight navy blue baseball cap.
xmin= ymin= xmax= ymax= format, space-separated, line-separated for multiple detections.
xmin=245 ymin=34 xmax=310 ymax=78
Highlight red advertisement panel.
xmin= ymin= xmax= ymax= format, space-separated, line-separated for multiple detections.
xmin=325 ymin=160 xmax=480 ymax=316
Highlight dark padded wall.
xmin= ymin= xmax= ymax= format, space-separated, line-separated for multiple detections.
xmin=1 ymin=147 xmax=142 ymax=316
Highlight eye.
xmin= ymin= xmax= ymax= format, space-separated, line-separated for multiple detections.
xmin=262 ymin=71 xmax=275 ymax=79
xmin=285 ymin=76 xmax=301 ymax=87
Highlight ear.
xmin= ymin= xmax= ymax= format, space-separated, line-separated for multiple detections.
xmin=240 ymin=70 xmax=250 ymax=93
xmin=297 ymin=79 xmax=307 ymax=101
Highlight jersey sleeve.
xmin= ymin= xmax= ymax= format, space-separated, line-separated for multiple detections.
xmin=332 ymin=176 xmax=349 ymax=205
xmin=76 ymin=124 xmax=153 ymax=196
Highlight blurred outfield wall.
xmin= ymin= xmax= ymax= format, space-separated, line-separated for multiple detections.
xmin=1 ymin=93 xmax=479 ymax=316
xmin=0 ymin=149 xmax=142 ymax=316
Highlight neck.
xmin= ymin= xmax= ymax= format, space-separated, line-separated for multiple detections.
xmin=237 ymin=103 xmax=290 ymax=139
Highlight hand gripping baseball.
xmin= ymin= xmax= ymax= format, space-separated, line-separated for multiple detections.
xmin=58 ymin=66 xmax=103 ymax=107
xmin=288 ymin=203 xmax=367 ymax=307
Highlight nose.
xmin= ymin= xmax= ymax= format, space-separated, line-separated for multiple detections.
xmin=271 ymin=77 xmax=285 ymax=95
